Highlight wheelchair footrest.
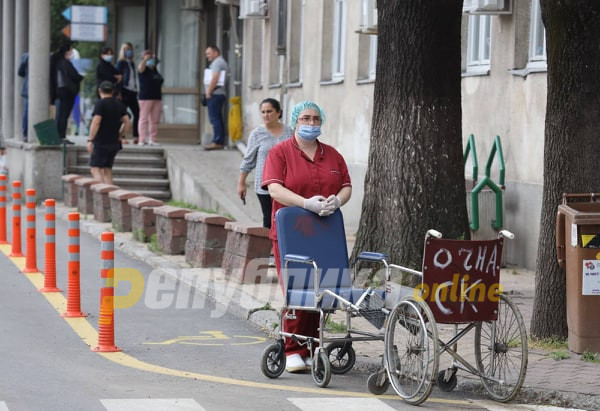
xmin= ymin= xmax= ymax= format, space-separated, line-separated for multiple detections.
xmin=358 ymin=290 xmax=386 ymax=329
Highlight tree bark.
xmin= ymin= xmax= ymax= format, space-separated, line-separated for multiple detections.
xmin=531 ymin=1 xmax=600 ymax=338
xmin=352 ymin=1 xmax=469 ymax=271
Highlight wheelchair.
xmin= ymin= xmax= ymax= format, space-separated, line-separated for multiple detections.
xmin=372 ymin=229 xmax=528 ymax=405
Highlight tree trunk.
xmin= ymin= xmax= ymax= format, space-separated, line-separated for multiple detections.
xmin=531 ymin=1 xmax=600 ymax=338
xmin=352 ymin=1 xmax=469 ymax=271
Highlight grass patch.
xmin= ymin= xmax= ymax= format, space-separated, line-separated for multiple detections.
xmin=529 ymin=336 xmax=568 ymax=351
xmin=147 ymin=234 xmax=162 ymax=254
xmin=549 ymin=349 xmax=570 ymax=361
xmin=133 ymin=228 xmax=146 ymax=242
xmin=581 ymin=351 xmax=600 ymax=363
xmin=165 ymin=200 xmax=234 ymax=220
xmin=325 ymin=318 xmax=347 ymax=334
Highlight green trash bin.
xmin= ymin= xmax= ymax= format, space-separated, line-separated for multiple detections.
xmin=33 ymin=119 xmax=62 ymax=146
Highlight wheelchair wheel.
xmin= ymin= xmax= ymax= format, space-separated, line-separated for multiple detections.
xmin=384 ymin=297 xmax=439 ymax=405
xmin=260 ymin=340 xmax=286 ymax=379
xmin=367 ymin=370 xmax=390 ymax=395
xmin=436 ymin=369 xmax=458 ymax=392
xmin=474 ymin=293 xmax=528 ymax=402
xmin=311 ymin=350 xmax=331 ymax=388
xmin=326 ymin=341 xmax=356 ymax=374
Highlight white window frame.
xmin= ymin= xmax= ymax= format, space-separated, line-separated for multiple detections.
xmin=528 ymin=0 xmax=547 ymax=67
xmin=467 ymin=14 xmax=491 ymax=73
xmin=368 ymin=35 xmax=377 ymax=80
xmin=332 ymin=0 xmax=347 ymax=81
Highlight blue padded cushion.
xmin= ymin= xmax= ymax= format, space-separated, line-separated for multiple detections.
xmin=276 ymin=207 xmax=367 ymax=309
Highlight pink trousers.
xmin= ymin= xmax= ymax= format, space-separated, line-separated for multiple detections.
xmin=138 ymin=99 xmax=162 ymax=143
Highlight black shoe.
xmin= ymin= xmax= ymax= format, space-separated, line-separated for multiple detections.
xmin=62 ymin=139 xmax=75 ymax=145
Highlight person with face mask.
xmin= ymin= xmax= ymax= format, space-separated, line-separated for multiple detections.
xmin=137 ymin=50 xmax=163 ymax=146
xmin=96 ymin=47 xmax=122 ymax=96
xmin=116 ymin=42 xmax=140 ymax=143
xmin=52 ymin=42 xmax=83 ymax=144
xmin=261 ymin=100 xmax=352 ymax=372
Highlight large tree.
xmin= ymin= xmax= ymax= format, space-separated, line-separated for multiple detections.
xmin=352 ymin=1 xmax=469 ymax=270
xmin=531 ymin=1 xmax=600 ymax=338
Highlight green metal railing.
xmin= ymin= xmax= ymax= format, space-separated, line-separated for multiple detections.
xmin=463 ymin=134 xmax=478 ymax=183
xmin=466 ymin=135 xmax=505 ymax=231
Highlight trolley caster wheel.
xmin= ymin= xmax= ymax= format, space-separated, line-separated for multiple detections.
xmin=311 ymin=350 xmax=331 ymax=388
xmin=260 ymin=340 xmax=286 ymax=379
xmin=367 ymin=372 xmax=390 ymax=395
xmin=326 ymin=341 xmax=356 ymax=374
xmin=436 ymin=369 xmax=458 ymax=392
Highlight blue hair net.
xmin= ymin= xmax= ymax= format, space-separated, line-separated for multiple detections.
xmin=289 ymin=101 xmax=326 ymax=129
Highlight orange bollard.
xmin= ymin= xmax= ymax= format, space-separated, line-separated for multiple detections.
xmin=62 ymin=212 xmax=86 ymax=317
xmin=0 ymin=174 xmax=7 ymax=244
xmin=9 ymin=181 xmax=23 ymax=257
xmin=92 ymin=232 xmax=121 ymax=352
xmin=23 ymin=189 xmax=39 ymax=273
xmin=39 ymin=199 xmax=61 ymax=293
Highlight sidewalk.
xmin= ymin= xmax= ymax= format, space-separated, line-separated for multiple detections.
xmin=58 ymin=142 xmax=600 ymax=409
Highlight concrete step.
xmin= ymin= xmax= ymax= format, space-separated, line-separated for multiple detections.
xmin=113 ymin=177 xmax=170 ymax=190
xmin=69 ymin=165 xmax=168 ymax=178
xmin=76 ymin=154 xmax=166 ymax=168
xmin=133 ymin=189 xmax=171 ymax=201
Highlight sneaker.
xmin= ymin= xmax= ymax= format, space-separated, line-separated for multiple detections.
xmin=62 ymin=139 xmax=75 ymax=145
xmin=304 ymin=356 xmax=313 ymax=368
xmin=286 ymin=354 xmax=309 ymax=373
xmin=204 ymin=143 xmax=224 ymax=151
xmin=149 ymin=141 xmax=161 ymax=146
xmin=138 ymin=140 xmax=145 ymax=146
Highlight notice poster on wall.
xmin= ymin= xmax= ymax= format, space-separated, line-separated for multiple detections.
xmin=582 ymin=260 xmax=600 ymax=295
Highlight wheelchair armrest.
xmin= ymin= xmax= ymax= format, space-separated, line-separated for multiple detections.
xmin=284 ymin=254 xmax=314 ymax=264
xmin=356 ymin=251 xmax=389 ymax=263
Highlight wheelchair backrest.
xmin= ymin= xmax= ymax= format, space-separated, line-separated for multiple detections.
xmin=276 ymin=207 xmax=351 ymax=291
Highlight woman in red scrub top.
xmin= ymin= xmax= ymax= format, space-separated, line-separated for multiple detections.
xmin=262 ymin=100 xmax=352 ymax=373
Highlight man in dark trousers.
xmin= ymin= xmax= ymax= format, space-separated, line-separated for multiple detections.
xmin=87 ymin=81 xmax=131 ymax=184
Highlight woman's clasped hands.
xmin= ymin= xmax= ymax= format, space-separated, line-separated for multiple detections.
xmin=303 ymin=194 xmax=342 ymax=217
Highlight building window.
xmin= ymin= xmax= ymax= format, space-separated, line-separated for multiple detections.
xmin=357 ymin=34 xmax=377 ymax=82
xmin=331 ymin=0 xmax=347 ymax=81
xmin=529 ymin=0 xmax=547 ymax=65
xmin=249 ymin=19 xmax=264 ymax=88
xmin=287 ymin=0 xmax=303 ymax=85
xmin=467 ymin=14 xmax=491 ymax=73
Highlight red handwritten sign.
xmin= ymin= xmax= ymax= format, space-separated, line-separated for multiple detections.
xmin=420 ymin=238 xmax=503 ymax=323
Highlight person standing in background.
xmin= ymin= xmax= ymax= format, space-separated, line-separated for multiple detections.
xmin=203 ymin=45 xmax=228 ymax=150
xmin=116 ymin=42 xmax=140 ymax=143
xmin=137 ymin=50 xmax=163 ymax=146
xmin=96 ymin=47 xmax=122 ymax=95
xmin=17 ymin=52 xmax=29 ymax=141
xmin=52 ymin=43 xmax=83 ymax=144
xmin=87 ymin=81 xmax=130 ymax=184
xmin=238 ymin=98 xmax=293 ymax=228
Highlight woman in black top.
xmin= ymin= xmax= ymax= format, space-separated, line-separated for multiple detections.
xmin=96 ymin=47 xmax=122 ymax=95
xmin=52 ymin=43 xmax=83 ymax=143
xmin=116 ymin=42 xmax=140 ymax=142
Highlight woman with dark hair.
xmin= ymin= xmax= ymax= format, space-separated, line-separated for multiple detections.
xmin=52 ymin=42 xmax=83 ymax=143
xmin=96 ymin=47 xmax=122 ymax=94
xmin=237 ymin=98 xmax=293 ymax=228
xmin=116 ymin=42 xmax=140 ymax=142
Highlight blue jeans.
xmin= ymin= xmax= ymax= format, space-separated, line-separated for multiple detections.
xmin=207 ymin=94 xmax=226 ymax=145
xmin=22 ymin=97 xmax=28 ymax=139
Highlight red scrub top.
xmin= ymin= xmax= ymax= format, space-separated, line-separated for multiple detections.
xmin=262 ymin=137 xmax=352 ymax=240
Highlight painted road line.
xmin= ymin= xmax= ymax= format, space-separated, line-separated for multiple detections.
xmin=289 ymin=397 xmax=397 ymax=410
xmin=101 ymin=398 xmax=206 ymax=411
xmin=1 ymin=244 xmax=471 ymax=405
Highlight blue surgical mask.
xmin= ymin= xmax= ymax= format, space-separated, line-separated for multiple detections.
xmin=102 ymin=55 xmax=113 ymax=63
xmin=297 ymin=125 xmax=321 ymax=141
xmin=125 ymin=50 xmax=133 ymax=58
xmin=146 ymin=58 xmax=156 ymax=67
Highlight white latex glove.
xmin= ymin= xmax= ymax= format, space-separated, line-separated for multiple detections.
xmin=324 ymin=195 xmax=341 ymax=211
xmin=303 ymin=195 xmax=327 ymax=214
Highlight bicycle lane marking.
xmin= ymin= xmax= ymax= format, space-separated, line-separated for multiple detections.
xmin=0 ymin=245 xmax=470 ymax=405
